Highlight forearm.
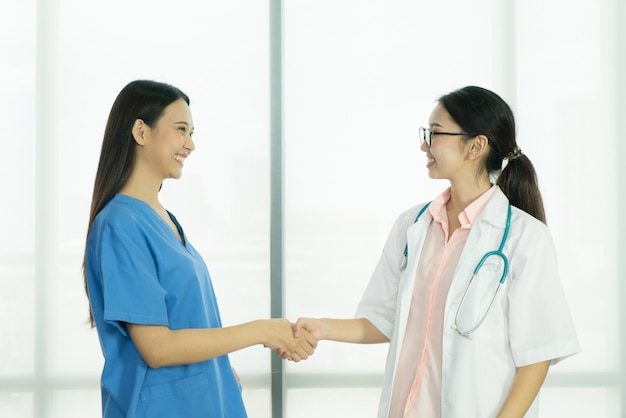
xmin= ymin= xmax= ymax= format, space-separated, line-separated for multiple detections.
xmin=497 ymin=360 xmax=550 ymax=418
xmin=316 ymin=318 xmax=389 ymax=344
xmin=127 ymin=321 xmax=265 ymax=368
xmin=128 ymin=319 xmax=313 ymax=368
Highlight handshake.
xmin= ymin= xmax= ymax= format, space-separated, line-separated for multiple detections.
xmin=261 ymin=318 xmax=319 ymax=362
xmin=257 ymin=317 xmax=381 ymax=361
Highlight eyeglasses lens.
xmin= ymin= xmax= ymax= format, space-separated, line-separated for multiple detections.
xmin=419 ymin=127 xmax=430 ymax=147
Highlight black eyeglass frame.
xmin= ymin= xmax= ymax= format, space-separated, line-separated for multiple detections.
xmin=419 ymin=126 xmax=470 ymax=148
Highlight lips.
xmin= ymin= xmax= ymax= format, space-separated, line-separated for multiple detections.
xmin=174 ymin=154 xmax=186 ymax=164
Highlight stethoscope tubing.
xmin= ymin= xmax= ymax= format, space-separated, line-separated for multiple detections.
xmin=401 ymin=202 xmax=512 ymax=338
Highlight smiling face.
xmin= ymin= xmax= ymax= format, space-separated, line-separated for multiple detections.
xmin=134 ymin=98 xmax=195 ymax=182
xmin=421 ymin=103 xmax=468 ymax=181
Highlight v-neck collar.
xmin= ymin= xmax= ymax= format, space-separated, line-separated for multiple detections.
xmin=114 ymin=194 xmax=188 ymax=247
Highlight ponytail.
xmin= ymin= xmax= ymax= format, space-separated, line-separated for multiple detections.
xmin=497 ymin=152 xmax=547 ymax=224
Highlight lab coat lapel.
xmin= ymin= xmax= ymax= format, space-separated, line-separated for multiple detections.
xmin=390 ymin=208 xmax=432 ymax=375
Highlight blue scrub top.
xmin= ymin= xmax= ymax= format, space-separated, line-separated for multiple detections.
xmin=86 ymin=194 xmax=248 ymax=418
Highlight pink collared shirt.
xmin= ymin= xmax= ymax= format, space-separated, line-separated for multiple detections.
xmin=388 ymin=185 xmax=497 ymax=418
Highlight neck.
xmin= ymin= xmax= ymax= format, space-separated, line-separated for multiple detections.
xmin=447 ymin=178 xmax=492 ymax=212
xmin=118 ymin=169 xmax=163 ymax=209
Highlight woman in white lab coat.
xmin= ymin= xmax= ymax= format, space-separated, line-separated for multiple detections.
xmin=291 ymin=86 xmax=580 ymax=417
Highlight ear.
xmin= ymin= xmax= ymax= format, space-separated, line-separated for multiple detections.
xmin=132 ymin=119 xmax=148 ymax=146
xmin=467 ymin=135 xmax=490 ymax=161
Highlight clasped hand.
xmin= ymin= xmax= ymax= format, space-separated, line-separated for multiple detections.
xmin=271 ymin=318 xmax=321 ymax=362
xmin=263 ymin=318 xmax=317 ymax=362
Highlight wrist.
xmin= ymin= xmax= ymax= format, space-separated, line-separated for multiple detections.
xmin=248 ymin=320 xmax=268 ymax=346
xmin=315 ymin=318 xmax=329 ymax=341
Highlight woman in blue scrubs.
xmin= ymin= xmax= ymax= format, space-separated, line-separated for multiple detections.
xmin=83 ymin=80 xmax=316 ymax=418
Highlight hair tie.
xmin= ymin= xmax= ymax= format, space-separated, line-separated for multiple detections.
xmin=505 ymin=146 xmax=522 ymax=161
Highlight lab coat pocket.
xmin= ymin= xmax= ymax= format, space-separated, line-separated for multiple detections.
xmin=140 ymin=373 xmax=216 ymax=418
xmin=455 ymin=259 xmax=505 ymax=335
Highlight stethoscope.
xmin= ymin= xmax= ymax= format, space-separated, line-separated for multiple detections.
xmin=400 ymin=202 xmax=512 ymax=339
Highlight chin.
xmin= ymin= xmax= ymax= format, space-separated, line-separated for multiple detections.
xmin=426 ymin=169 xmax=440 ymax=180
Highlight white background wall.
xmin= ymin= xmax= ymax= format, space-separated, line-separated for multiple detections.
xmin=0 ymin=0 xmax=623 ymax=417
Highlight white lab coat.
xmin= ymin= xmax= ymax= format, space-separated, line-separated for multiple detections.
xmin=356 ymin=187 xmax=580 ymax=418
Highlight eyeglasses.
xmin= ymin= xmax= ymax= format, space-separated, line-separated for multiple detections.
xmin=419 ymin=126 xmax=469 ymax=148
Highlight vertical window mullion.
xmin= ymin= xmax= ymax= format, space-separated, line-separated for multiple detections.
xmin=492 ymin=0 xmax=517 ymax=104
xmin=35 ymin=0 xmax=60 ymax=416
xmin=616 ymin=0 xmax=626 ymax=410
xmin=269 ymin=0 xmax=284 ymax=417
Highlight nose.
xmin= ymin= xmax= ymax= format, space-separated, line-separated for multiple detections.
xmin=420 ymin=140 xmax=429 ymax=152
xmin=185 ymin=135 xmax=196 ymax=152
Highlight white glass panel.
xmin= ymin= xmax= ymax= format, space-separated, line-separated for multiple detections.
xmin=286 ymin=388 xmax=381 ymax=418
xmin=49 ymin=390 xmax=101 ymax=418
xmin=284 ymin=0 xmax=496 ymax=375
xmin=517 ymin=0 xmax=618 ymax=373
xmin=0 ymin=265 xmax=35 ymax=376
xmin=0 ymin=392 xmax=33 ymax=418
xmin=539 ymin=387 xmax=620 ymax=418
xmin=239 ymin=388 xmax=271 ymax=418
xmin=0 ymin=0 xmax=36 ymax=377
xmin=0 ymin=0 xmax=36 ymax=254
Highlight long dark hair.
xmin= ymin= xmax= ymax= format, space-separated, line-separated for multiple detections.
xmin=83 ymin=80 xmax=190 ymax=326
xmin=438 ymin=86 xmax=546 ymax=224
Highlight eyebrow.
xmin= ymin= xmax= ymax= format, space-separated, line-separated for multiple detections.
xmin=429 ymin=122 xmax=444 ymax=128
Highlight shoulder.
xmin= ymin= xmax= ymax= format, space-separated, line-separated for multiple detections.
xmin=504 ymin=206 xmax=557 ymax=265
xmin=92 ymin=195 xmax=149 ymax=236
xmin=487 ymin=188 xmax=550 ymax=234
xmin=509 ymin=205 xmax=550 ymax=237
xmin=380 ymin=202 xmax=431 ymax=251
xmin=479 ymin=190 xmax=554 ymax=256
xmin=394 ymin=202 xmax=431 ymax=231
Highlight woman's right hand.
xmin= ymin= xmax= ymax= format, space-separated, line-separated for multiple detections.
xmin=261 ymin=319 xmax=317 ymax=362
xmin=274 ymin=317 xmax=324 ymax=360
xmin=292 ymin=317 xmax=323 ymax=340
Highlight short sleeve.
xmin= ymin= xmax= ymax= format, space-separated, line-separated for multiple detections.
xmin=507 ymin=222 xmax=581 ymax=367
xmin=355 ymin=206 xmax=422 ymax=339
xmin=355 ymin=251 xmax=399 ymax=339
xmin=98 ymin=219 xmax=169 ymax=336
